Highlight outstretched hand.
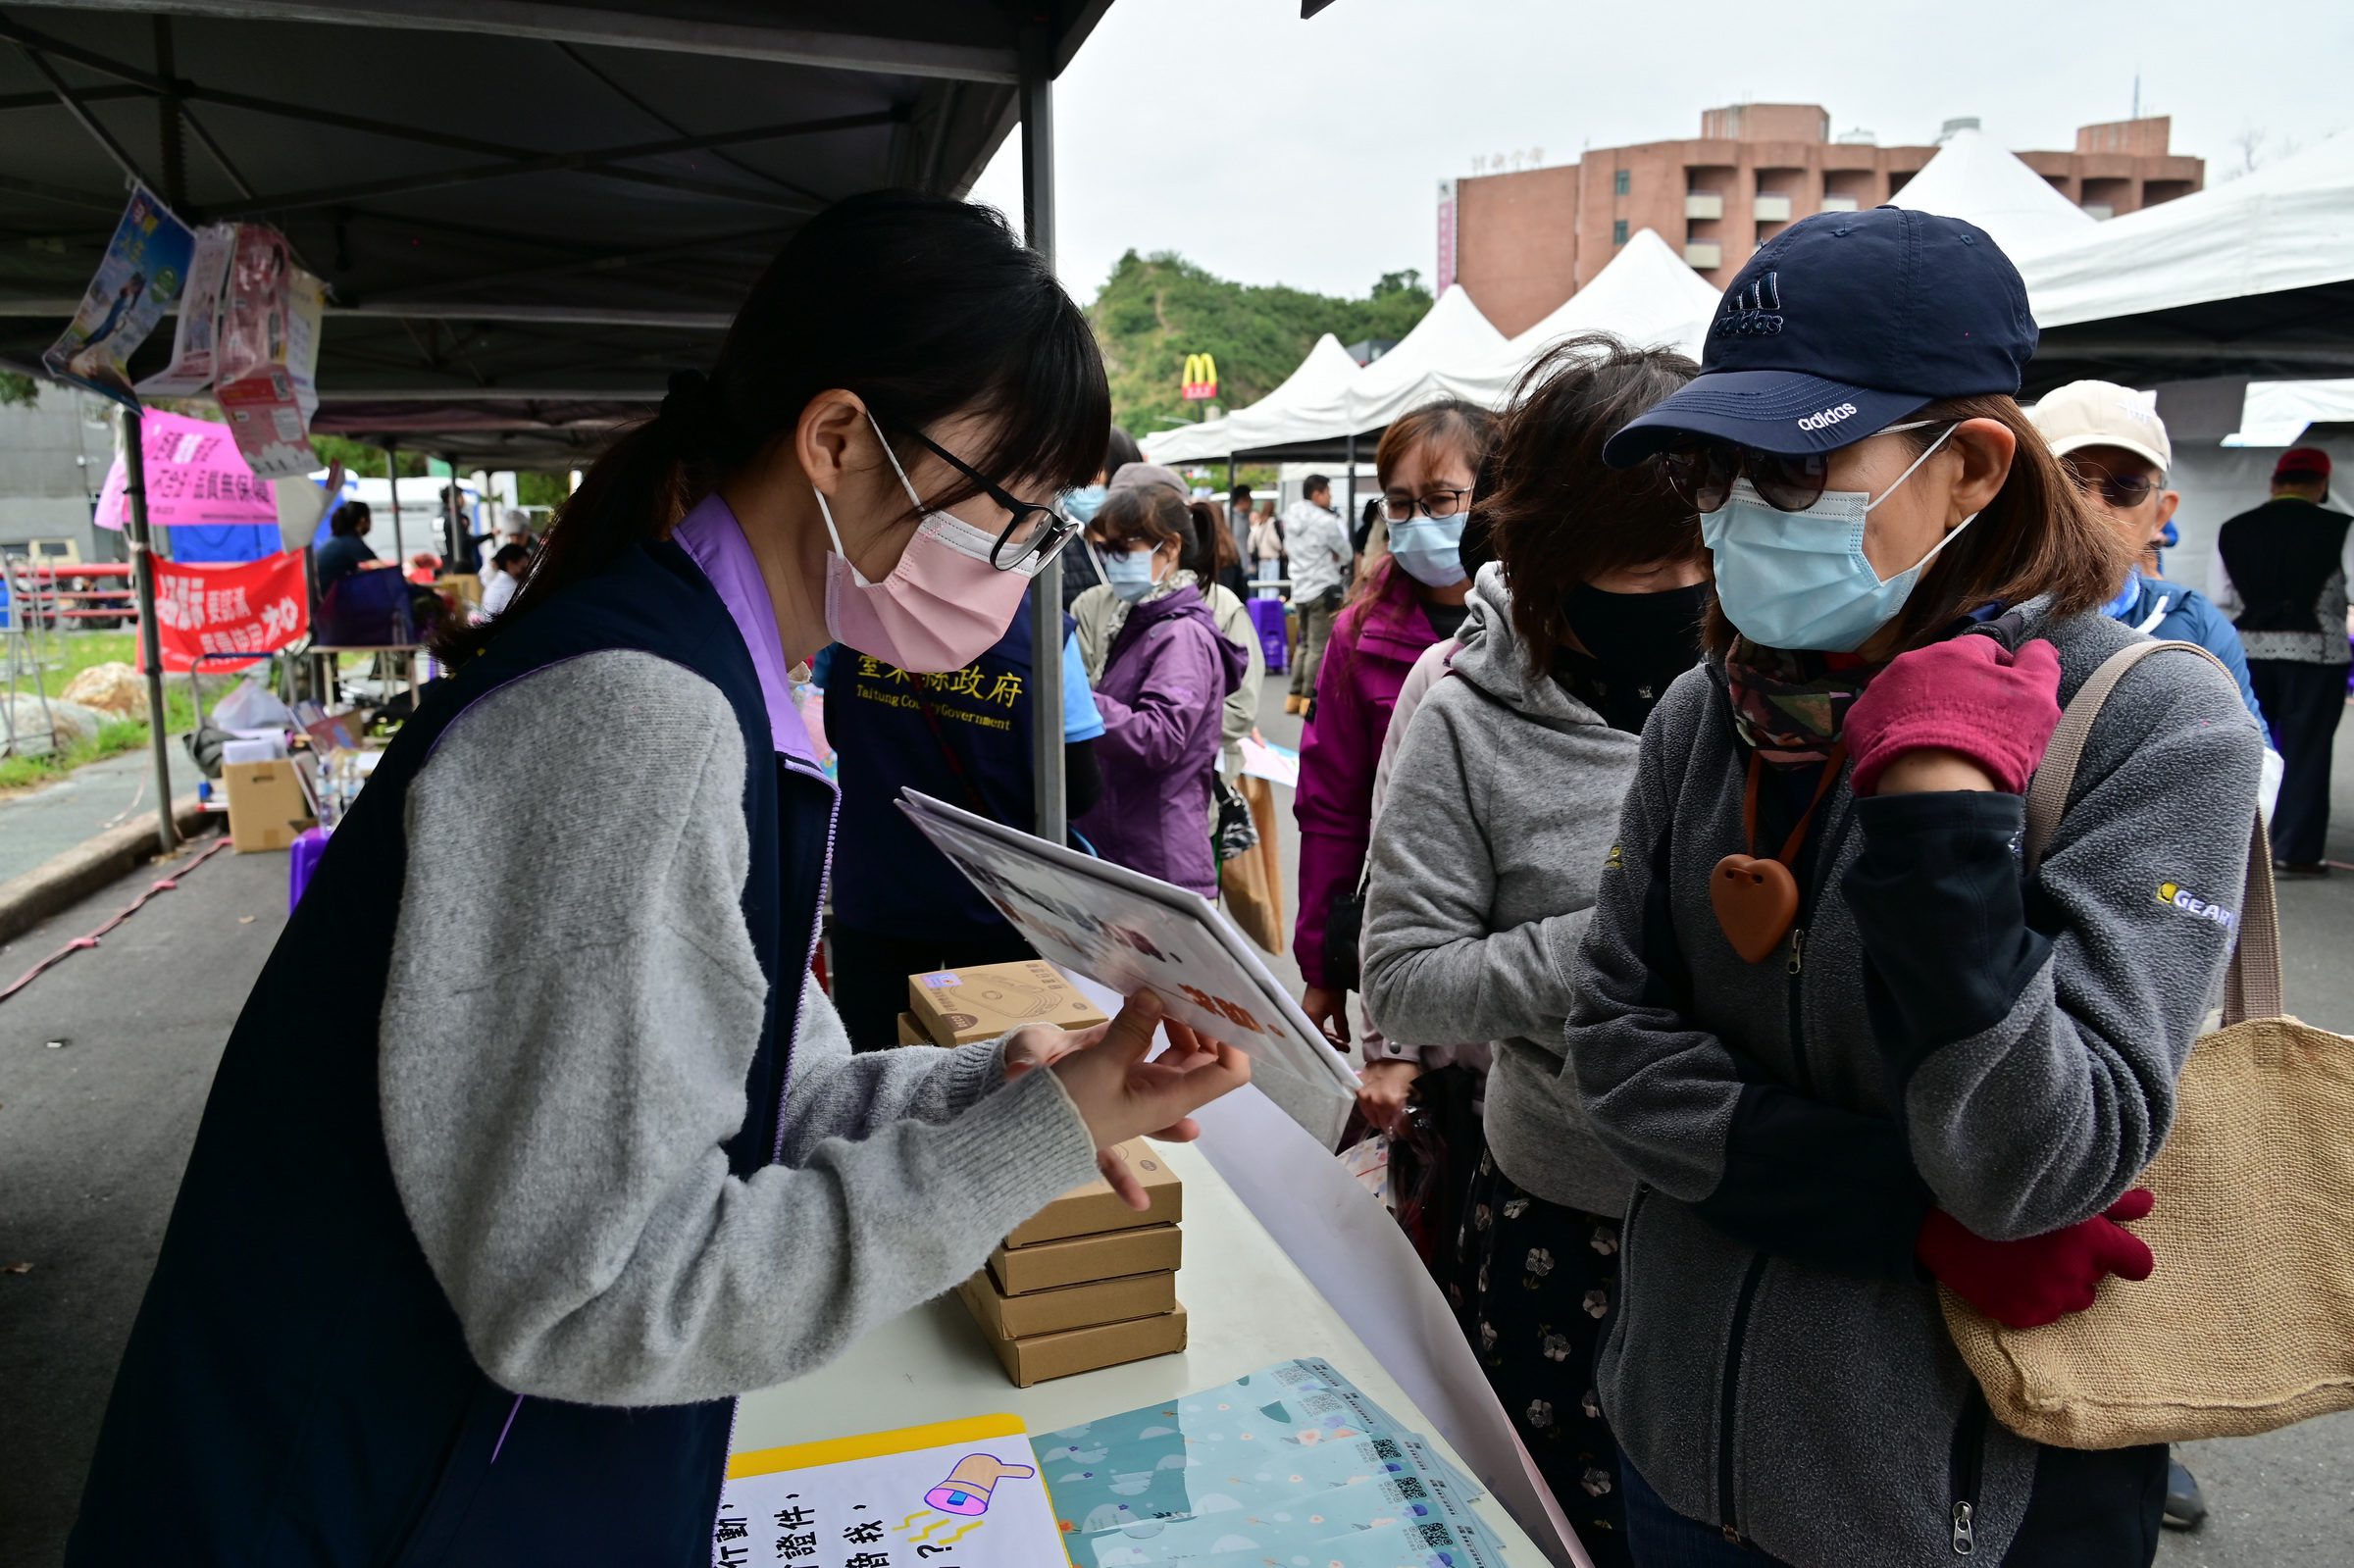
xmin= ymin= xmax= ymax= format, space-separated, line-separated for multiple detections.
xmin=1032 ymin=991 xmax=1251 ymax=1209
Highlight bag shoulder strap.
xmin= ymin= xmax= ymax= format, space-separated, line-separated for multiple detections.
xmin=2023 ymin=639 xmax=2282 ymax=1025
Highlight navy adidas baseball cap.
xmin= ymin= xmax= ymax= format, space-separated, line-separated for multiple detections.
xmin=1603 ymin=205 xmax=2037 ymax=467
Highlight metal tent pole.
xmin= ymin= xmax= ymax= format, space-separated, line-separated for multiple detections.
xmin=1018 ymin=20 xmax=1064 ymax=845
xmin=120 ymin=407 xmax=178 ymax=854
xmin=1344 ymin=431 xmax=1358 ymax=544
xmin=384 ymin=441 xmax=405 ymax=561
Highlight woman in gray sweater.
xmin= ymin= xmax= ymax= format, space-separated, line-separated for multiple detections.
xmin=1361 ymin=336 xmax=1707 ymax=1564
xmin=1571 ymin=211 xmax=2260 ymax=1566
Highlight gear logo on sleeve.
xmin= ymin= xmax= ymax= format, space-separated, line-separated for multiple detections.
xmin=2157 ymin=881 xmax=2238 ymax=932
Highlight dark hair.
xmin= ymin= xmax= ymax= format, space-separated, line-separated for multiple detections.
xmin=1229 ymin=483 xmax=1252 ymax=505
xmin=1349 ymin=397 xmax=1498 ymax=614
xmin=1486 ymin=335 xmax=1702 ymax=669
xmin=490 ymin=542 xmax=532 ymax=572
xmin=1103 ymin=425 xmax=1142 ymax=479
xmin=330 ymin=499 xmax=370 ymax=536
xmin=1460 ymin=437 xmax=1508 ymax=582
xmin=1184 ymin=499 xmax=1242 ymax=582
xmin=1091 ymin=484 xmax=1191 ymax=557
xmin=1303 ymin=473 xmax=1331 ymax=497
xmin=436 ymin=190 xmax=1108 ymax=662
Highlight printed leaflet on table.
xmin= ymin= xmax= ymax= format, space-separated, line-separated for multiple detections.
xmin=718 ymin=1415 xmax=1064 ymax=1568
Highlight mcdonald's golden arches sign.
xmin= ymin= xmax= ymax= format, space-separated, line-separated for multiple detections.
xmin=1180 ymin=352 xmax=1218 ymax=402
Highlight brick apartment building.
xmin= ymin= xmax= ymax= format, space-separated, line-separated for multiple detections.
xmin=1449 ymin=105 xmax=2205 ymax=335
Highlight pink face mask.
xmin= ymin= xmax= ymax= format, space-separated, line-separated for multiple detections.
xmin=815 ymin=413 xmax=1035 ymax=672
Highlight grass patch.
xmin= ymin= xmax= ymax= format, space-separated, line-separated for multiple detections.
xmin=2 ymin=630 xmax=219 ymax=793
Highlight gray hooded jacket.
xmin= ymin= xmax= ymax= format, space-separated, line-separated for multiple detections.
xmin=1362 ymin=564 xmax=1641 ymax=1216
xmin=1567 ymin=600 xmax=2262 ymax=1566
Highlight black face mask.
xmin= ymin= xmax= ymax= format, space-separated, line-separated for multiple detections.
xmin=1561 ymin=581 xmax=1711 ymax=703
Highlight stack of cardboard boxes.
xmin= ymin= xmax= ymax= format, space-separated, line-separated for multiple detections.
xmin=902 ymin=962 xmax=1190 ymax=1387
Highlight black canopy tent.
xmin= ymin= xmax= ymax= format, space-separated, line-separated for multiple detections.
xmin=0 ymin=0 xmax=1107 ymax=849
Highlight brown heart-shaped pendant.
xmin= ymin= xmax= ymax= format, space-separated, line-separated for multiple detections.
xmin=1711 ymin=854 xmax=1799 ymax=964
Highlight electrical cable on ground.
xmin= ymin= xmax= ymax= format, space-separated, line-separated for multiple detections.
xmin=0 ymin=835 xmax=232 ymax=1005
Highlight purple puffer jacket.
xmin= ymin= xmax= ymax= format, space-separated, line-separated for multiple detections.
xmin=1293 ymin=562 xmax=1450 ymax=988
xmin=1077 ymin=584 xmax=1251 ymax=897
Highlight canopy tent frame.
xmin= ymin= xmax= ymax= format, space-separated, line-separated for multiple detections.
xmin=2 ymin=0 xmax=1113 ymax=836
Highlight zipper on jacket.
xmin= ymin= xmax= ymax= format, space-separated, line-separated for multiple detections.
xmin=1716 ymin=1253 xmax=1769 ymax=1538
xmin=1948 ymin=1382 xmax=1988 ymax=1556
xmin=1782 ymin=925 xmax=1813 ymax=1096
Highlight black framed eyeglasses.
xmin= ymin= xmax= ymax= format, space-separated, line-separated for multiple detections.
xmin=1657 ymin=420 xmax=1948 ymax=514
xmin=2061 ymin=455 xmax=2158 ymax=511
xmin=1379 ymin=487 xmax=1474 ymax=524
xmin=892 ymin=423 xmax=1079 ymax=573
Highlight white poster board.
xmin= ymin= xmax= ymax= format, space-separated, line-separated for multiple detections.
xmin=897 ymin=789 xmax=1356 ymax=1145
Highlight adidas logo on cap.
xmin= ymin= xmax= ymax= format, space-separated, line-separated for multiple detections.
xmin=1797 ymin=402 xmax=1859 ymax=432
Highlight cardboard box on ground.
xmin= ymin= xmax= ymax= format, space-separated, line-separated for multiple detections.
xmin=223 ymin=757 xmax=317 ymax=852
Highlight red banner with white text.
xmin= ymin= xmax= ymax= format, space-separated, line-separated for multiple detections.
xmin=138 ymin=549 xmax=309 ymax=673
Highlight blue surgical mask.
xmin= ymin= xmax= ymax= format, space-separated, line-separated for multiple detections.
xmin=1387 ymin=515 xmax=1468 ymax=587
xmin=1701 ymin=424 xmax=1972 ymax=652
xmin=1061 ymin=484 xmax=1108 ymax=525
xmin=1102 ymin=546 xmax=1157 ymax=603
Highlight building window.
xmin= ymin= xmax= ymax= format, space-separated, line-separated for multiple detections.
xmin=1612 ymin=169 xmax=1630 ymax=197
xmin=1612 ymin=219 xmax=1629 ymax=244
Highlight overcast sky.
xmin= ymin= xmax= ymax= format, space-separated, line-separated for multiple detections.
xmin=969 ymin=0 xmax=2352 ymax=304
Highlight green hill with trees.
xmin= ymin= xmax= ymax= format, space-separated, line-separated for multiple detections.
xmin=1088 ymin=250 xmax=1432 ymax=440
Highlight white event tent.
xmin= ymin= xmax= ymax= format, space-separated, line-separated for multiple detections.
xmin=2020 ymin=131 xmax=2354 ymax=388
xmin=1891 ymin=127 xmax=2094 ymax=260
xmin=1446 ymin=228 xmax=1721 ymax=407
xmin=1334 ymin=283 xmax=1507 ymax=436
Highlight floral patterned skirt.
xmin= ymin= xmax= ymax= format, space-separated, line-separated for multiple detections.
xmin=1447 ymin=1150 xmax=1630 ymax=1568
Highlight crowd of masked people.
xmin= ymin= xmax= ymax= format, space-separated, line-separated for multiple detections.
xmin=70 ymin=183 xmax=2349 ymax=1568
xmin=798 ymin=204 xmax=2341 ymax=1566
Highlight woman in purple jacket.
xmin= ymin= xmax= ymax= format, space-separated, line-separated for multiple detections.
xmin=1076 ymin=485 xmax=1250 ymax=897
xmin=1293 ymin=399 xmax=1497 ymax=1046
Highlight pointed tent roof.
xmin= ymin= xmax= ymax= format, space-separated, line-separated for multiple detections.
xmin=1442 ymin=230 xmax=1721 ymax=407
xmin=2021 ymin=131 xmax=2354 ymax=386
xmin=1506 ymin=228 xmax=1722 ymax=358
xmin=1342 ymin=283 xmax=1506 ymax=430
xmin=1145 ymin=331 xmax=1361 ymax=464
xmin=1893 ymin=127 xmax=2094 ymax=260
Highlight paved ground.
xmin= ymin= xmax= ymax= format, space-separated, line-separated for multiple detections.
xmin=1 ymin=670 xmax=2348 ymax=1564
xmin=0 ymin=748 xmax=180 ymax=885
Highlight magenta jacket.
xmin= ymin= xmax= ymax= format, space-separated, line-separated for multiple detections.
xmin=1292 ymin=560 xmax=1450 ymax=988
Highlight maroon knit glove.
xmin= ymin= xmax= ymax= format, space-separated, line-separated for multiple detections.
xmin=1845 ymin=636 xmax=2063 ymax=796
xmin=1918 ymin=1189 xmax=2156 ymax=1329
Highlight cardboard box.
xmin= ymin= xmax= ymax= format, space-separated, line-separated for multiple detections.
xmin=973 ymin=1303 xmax=1189 ymax=1388
xmin=1005 ymin=1140 xmax=1183 ymax=1247
xmin=988 ymin=1224 xmax=1181 ymax=1296
xmin=957 ymin=1268 xmax=1176 ymax=1340
xmin=907 ymin=960 xmax=1108 ymax=1047
xmin=896 ymin=1012 xmax=931 ymax=1047
xmin=223 ymin=758 xmax=317 ymax=852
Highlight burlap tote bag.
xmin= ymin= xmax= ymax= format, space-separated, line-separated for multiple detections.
xmin=1940 ymin=639 xmax=2354 ymax=1447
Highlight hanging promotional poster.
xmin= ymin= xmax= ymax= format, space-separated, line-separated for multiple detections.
xmin=41 ymin=184 xmax=196 ymax=410
xmin=137 ymin=224 xmax=240 ymax=398
xmin=216 ymin=228 xmax=327 ymax=480
xmin=92 ymin=408 xmax=279 ymax=532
